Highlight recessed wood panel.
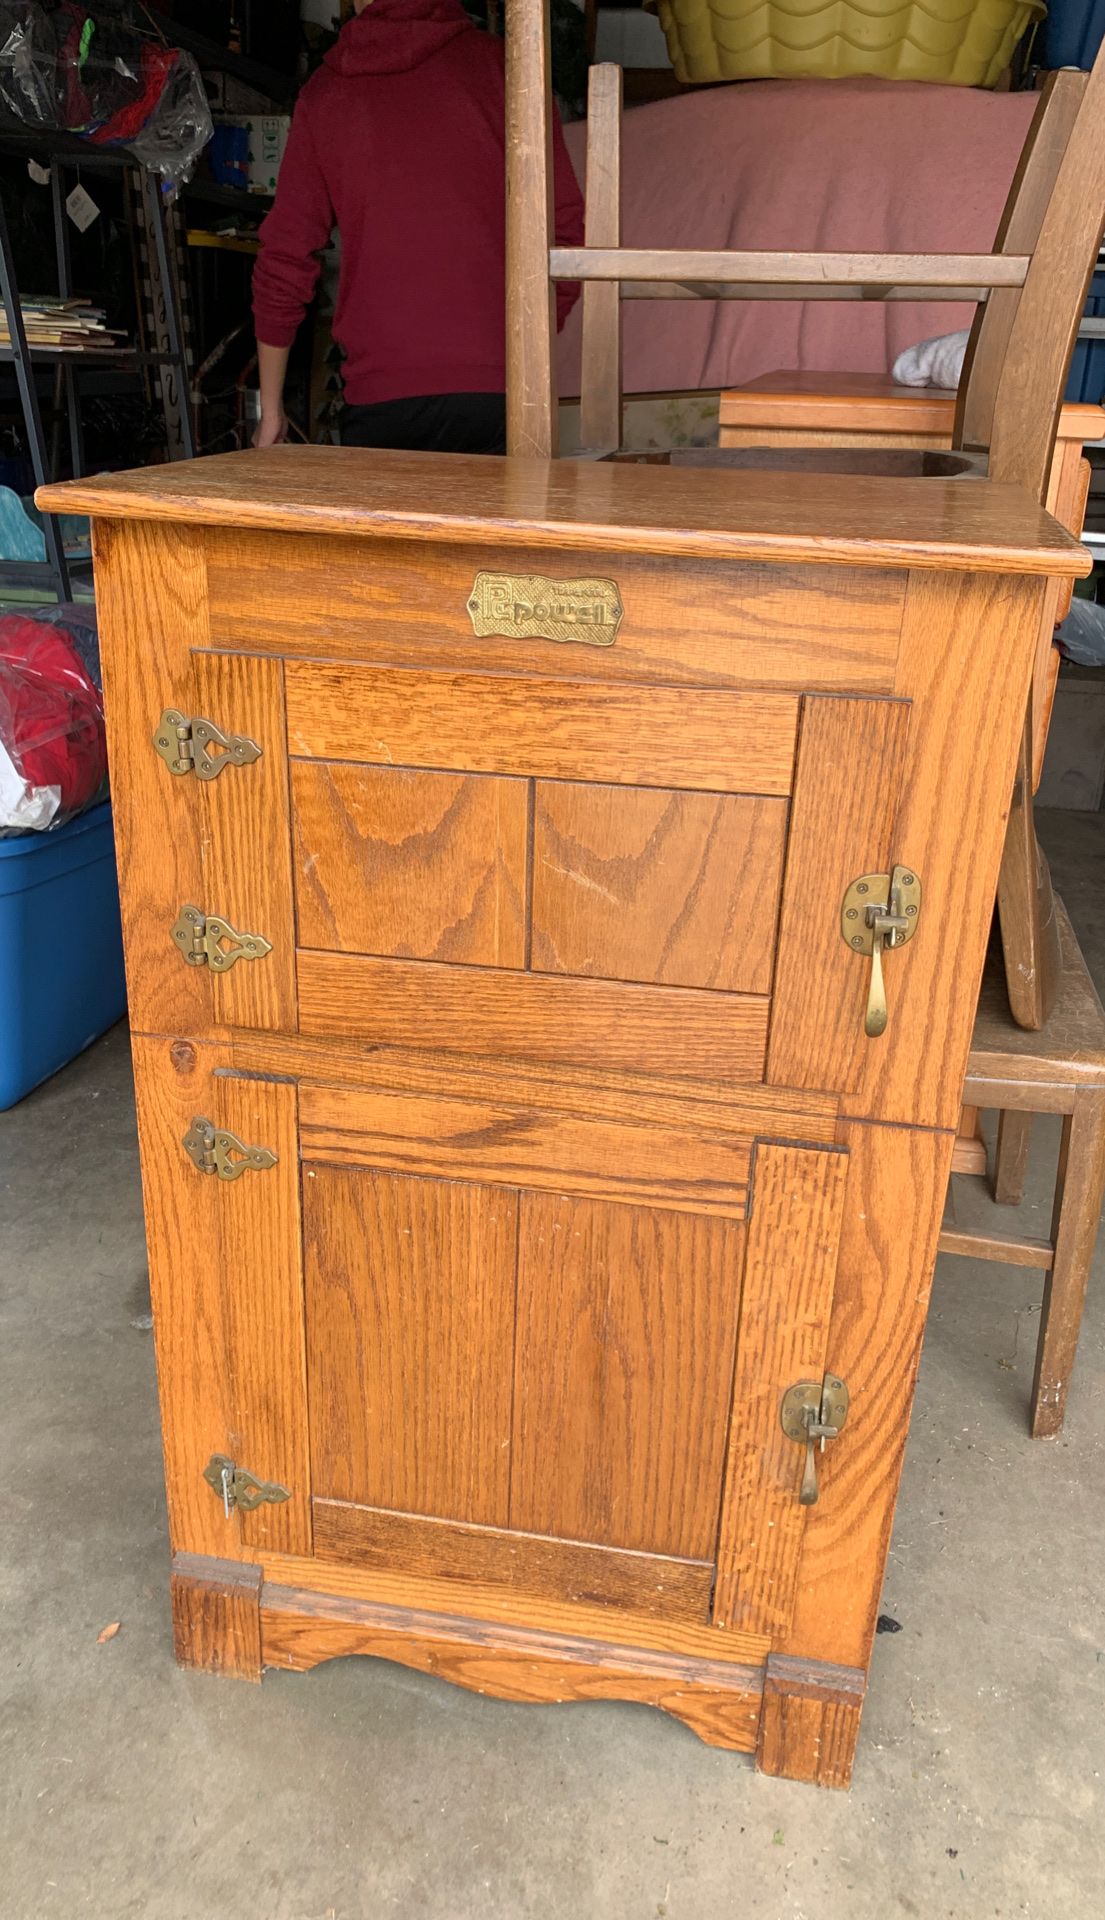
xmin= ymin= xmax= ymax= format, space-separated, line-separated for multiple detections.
xmin=510 ymin=1195 xmax=745 ymax=1559
xmin=299 ymin=1082 xmax=751 ymax=1218
xmin=297 ymin=950 xmax=770 ymax=1082
xmin=304 ymin=1167 xmax=517 ymax=1526
xmin=292 ymin=760 xmax=527 ymax=965
xmin=532 ymin=782 xmax=787 ymax=991
xmin=314 ymin=1501 xmax=715 ymax=1623
xmin=286 ymin=662 xmax=799 ymax=795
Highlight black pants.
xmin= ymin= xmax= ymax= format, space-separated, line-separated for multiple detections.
xmin=341 ymin=392 xmax=506 ymax=454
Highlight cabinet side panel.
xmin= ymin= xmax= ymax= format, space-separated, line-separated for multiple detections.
xmin=93 ymin=522 xmax=212 ymax=1035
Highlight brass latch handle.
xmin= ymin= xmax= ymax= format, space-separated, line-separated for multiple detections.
xmin=781 ymin=1374 xmax=850 ymax=1507
xmin=841 ymin=866 xmax=921 ymax=1039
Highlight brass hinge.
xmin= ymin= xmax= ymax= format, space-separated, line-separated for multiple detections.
xmin=841 ymin=864 xmax=922 ymax=1038
xmin=153 ymin=709 xmax=262 ymax=781
xmin=203 ymin=1454 xmax=290 ymax=1517
xmin=182 ymin=1116 xmax=277 ymax=1181
xmin=171 ymin=904 xmax=272 ymax=973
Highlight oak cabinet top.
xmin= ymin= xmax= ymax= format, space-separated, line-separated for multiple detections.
xmin=37 ymin=445 xmax=1089 ymax=577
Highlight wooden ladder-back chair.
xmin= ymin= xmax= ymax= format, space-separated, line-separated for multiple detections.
xmin=505 ymin=16 xmax=1105 ymax=1037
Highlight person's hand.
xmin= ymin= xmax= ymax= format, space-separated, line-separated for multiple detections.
xmin=253 ymin=406 xmax=288 ymax=449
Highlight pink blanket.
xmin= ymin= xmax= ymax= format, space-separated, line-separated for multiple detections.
xmin=558 ymin=79 xmax=1037 ymax=397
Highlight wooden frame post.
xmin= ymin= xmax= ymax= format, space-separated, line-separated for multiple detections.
xmin=505 ymin=0 xmax=558 ymax=457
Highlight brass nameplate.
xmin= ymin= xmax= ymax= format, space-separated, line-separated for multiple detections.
xmin=467 ymin=572 xmax=623 ymax=646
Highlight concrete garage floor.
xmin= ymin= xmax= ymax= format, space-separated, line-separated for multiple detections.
xmin=2 ymin=814 xmax=1104 ymax=1920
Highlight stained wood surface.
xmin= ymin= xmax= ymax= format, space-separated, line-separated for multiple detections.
xmin=260 ymin=1582 xmax=763 ymax=1751
xmin=551 ymin=247 xmax=1029 ymax=288
xmin=767 ymin=694 xmax=910 ymax=1100
xmin=510 ymin=1195 xmax=745 ymax=1559
xmin=206 ymin=531 xmax=904 ymax=693
xmin=91 ymin=523 xmax=211 ymax=1037
xmin=39 ymin=449 xmax=1089 ymax=576
xmin=195 ymin=651 xmax=296 ymax=1031
xmin=579 ymin=64 xmax=622 ymax=455
xmin=257 ymin=1548 xmax=771 ymax=1668
xmin=285 ymin=663 xmax=799 ymax=796
xmin=504 ymin=0 xmax=557 ymax=457
xmin=292 ymin=761 xmax=528 ymax=965
xmin=170 ymin=1554 xmax=262 ymax=1681
xmin=1032 ymin=1092 xmax=1105 ymax=1437
xmin=531 ymin=784 xmax=787 ymax=992
xmin=227 ymin=1031 xmax=838 ymax=1139
xmin=130 ymin=1037 xmax=311 ymax=1559
xmin=305 ymin=1167 xmax=516 ymax=1525
xmin=299 ymin=1083 xmax=752 ymax=1219
xmin=713 ymin=1144 xmax=848 ymax=1636
xmin=756 ymin=1653 xmax=865 ymax=1789
xmin=298 ymin=951 xmax=769 ymax=1081
xmin=784 ymin=1121 xmax=953 ymax=1670
xmin=720 ymin=374 xmax=1103 ymax=448
xmin=314 ymin=1501 xmax=715 ymax=1623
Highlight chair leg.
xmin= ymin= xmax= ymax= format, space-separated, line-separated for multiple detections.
xmin=997 ymin=715 xmax=1061 ymax=1031
xmin=1031 ymin=1090 xmax=1105 ymax=1437
xmin=993 ymin=1110 xmax=1033 ymax=1206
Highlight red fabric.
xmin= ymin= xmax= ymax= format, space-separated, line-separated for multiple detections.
xmin=90 ymin=45 xmax=179 ymax=147
xmin=0 ymin=618 xmax=106 ymax=818
xmin=252 ymin=0 xmax=584 ymax=406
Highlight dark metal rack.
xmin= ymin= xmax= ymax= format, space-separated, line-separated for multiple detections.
xmin=0 ymin=131 xmax=195 ymax=601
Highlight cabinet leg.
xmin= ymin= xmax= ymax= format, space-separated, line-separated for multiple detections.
xmin=755 ymin=1654 xmax=865 ymax=1790
xmin=1031 ymin=1092 xmax=1105 ymax=1438
xmin=170 ymin=1552 xmax=263 ymax=1682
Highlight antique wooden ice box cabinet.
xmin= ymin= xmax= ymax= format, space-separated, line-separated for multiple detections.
xmin=39 ymin=448 xmax=1086 ymax=1786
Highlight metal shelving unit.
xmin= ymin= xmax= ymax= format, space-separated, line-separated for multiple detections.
xmin=0 ymin=131 xmax=195 ymax=600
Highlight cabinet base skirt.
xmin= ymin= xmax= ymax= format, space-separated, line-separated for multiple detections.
xmin=169 ymin=1553 xmax=864 ymax=1785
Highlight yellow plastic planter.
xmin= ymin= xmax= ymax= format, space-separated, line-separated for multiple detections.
xmin=650 ymin=0 xmax=1045 ymax=87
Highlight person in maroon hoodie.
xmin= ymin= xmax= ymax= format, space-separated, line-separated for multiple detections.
xmin=251 ymin=0 xmax=583 ymax=453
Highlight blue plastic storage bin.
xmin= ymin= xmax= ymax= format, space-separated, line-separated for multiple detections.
xmin=1067 ymin=268 xmax=1105 ymax=405
xmin=1042 ymin=0 xmax=1105 ymax=67
xmin=0 ymin=801 xmax=126 ymax=1109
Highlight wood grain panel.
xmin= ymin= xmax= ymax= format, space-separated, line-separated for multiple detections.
xmin=300 ymin=1083 xmax=751 ymax=1219
xmin=297 ymin=951 xmax=770 ymax=1082
xmin=314 ymin=1501 xmax=715 ymax=1623
xmin=206 ymin=531 xmax=904 ymax=691
xmin=195 ymin=651 xmax=296 ymax=1031
xmin=130 ymin=1037 xmax=310 ymax=1558
xmin=532 ymin=783 xmax=787 ymax=992
xmin=712 ymin=1143 xmax=848 ymax=1637
xmin=304 ymin=1167 xmax=516 ymax=1525
xmin=256 ymin=1549 xmax=770 ymax=1669
xmin=511 ymin=1196 xmax=745 ymax=1559
xmin=292 ymin=760 xmax=528 ymax=965
xmin=285 ymin=662 xmax=799 ymax=796
xmin=260 ymin=1582 xmax=764 ymax=1751
xmin=784 ymin=1120 xmax=953 ymax=1670
xmin=92 ymin=522 xmax=211 ymax=1036
xmin=229 ymin=1031 xmax=838 ymax=1140
xmin=767 ymin=694 xmax=911 ymax=1099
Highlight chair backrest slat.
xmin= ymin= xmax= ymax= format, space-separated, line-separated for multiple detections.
xmin=505 ymin=0 xmax=558 ymax=458
xmin=579 ymin=63 xmax=623 ymax=454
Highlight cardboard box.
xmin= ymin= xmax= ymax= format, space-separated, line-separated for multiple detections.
xmin=245 ymin=115 xmax=291 ymax=193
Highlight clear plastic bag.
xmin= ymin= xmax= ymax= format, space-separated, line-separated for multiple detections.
xmin=0 ymin=3 xmax=213 ymax=189
xmin=0 ymin=609 xmax=107 ymax=834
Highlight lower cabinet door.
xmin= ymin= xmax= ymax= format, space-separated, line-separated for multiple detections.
xmin=297 ymin=1096 xmax=850 ymax=1633
xmin=133 ymin=1036 xmax=851 ymax=1635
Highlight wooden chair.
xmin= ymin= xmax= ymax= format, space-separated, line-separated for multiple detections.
xmin=942 ymin=899 xmax=1105 ymax=1438
xmin=504 ymin=7 xmax=1105 ymax=1431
